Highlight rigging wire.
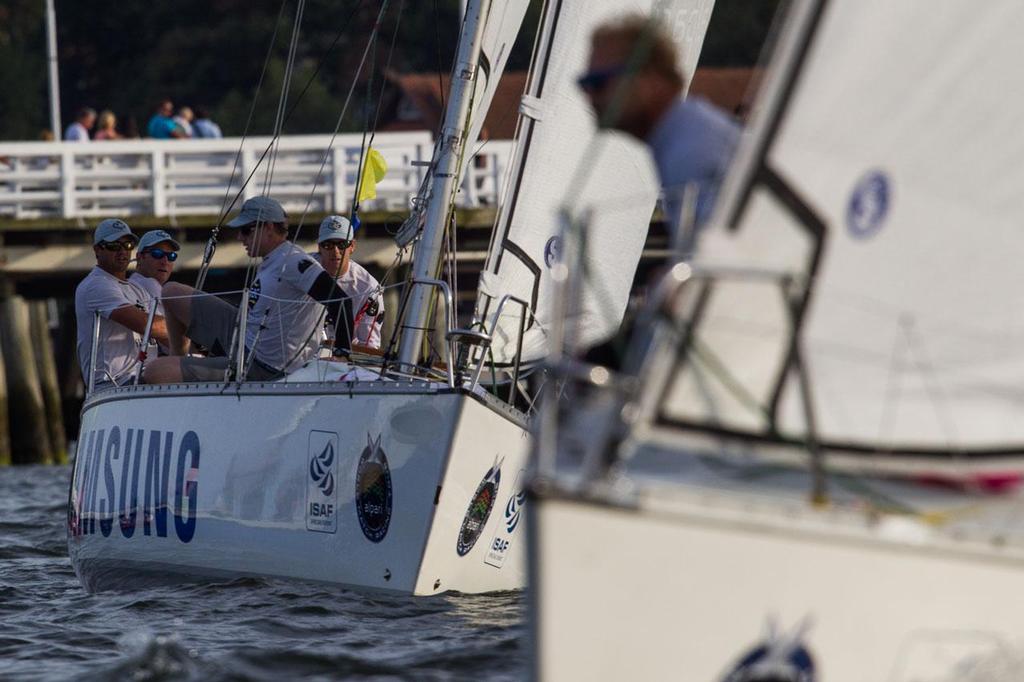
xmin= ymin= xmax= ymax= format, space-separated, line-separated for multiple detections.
xmin=195 ymin=0 xmax=290 ymax=292
xmin=196 ymin=0 xmax=370 ymax=292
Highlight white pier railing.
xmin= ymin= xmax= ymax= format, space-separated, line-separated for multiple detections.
xmin=0 ymin=132 xmax=514 ymax=221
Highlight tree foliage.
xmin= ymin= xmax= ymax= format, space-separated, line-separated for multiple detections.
xmin=0 ymin=0 xmax=778 ymax=141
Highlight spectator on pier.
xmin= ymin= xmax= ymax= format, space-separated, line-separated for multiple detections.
xmin=580 ymin=13 xmax=740 ymax=243
xmin=192 ymin=107 xmax=223 ymax=139
xmin=93 ymin=110 xmax=122 ymax=140
xmin=75 ymin=219 xmax=170 ymax=388
xmin=143 ymin=196 xmax=354 ymax=384
xmin=129 ymin=230 xmax=181 ymax=316
xmin=316 ymin=215 xmax=384 ymax=349
xmin=147 ymin=99 xmax=186 ymax=139
xmin=64 ymin=107 xmax=96 ymax=142
xmin=174 ymin=106 xmax=195 ymax=138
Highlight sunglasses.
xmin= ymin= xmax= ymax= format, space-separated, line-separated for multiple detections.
xmin=320 ymin=240 xmax=352 ymax=252
xmin=99 ymin=240 xmax=137 ymax=252
xmin=142 ymin=247 xmax=178 ymax=262
xmin=576 ymin=65 xmax=628 ymax=93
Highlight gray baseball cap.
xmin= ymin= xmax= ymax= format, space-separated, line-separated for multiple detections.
xmin=93 ymin=218 xmax=137 ymax=245
xmin=137 ymin=229 xmax=181 ymax=252
xmin=318 ymin=215 xmax=355 ymax=243
xmin=226 ymin=196 xmax=287 ymax=228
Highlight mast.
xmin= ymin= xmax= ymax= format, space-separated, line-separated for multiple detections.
xmin=396 ymin=0 xmax=492 ymax=369
xmin=45 ymin=0 xmax=61 ymax=138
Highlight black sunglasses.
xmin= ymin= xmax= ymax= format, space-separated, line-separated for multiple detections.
xmin=142 ymin=247 xmax=178 ymax=262
xmin=576 ymin=65 xmax=628 ymax=93
xmin=99 ymin=241 xmax=136 ymax=252
xmin=320 ymin=239 xmax=352 ymax=252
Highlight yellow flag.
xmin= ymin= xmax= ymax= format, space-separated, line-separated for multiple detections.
xmin=357 ymin=148 xmax=388 ymax=202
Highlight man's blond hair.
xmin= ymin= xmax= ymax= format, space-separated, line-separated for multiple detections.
xmin=591 ymin=13 xmax=685 ymax=91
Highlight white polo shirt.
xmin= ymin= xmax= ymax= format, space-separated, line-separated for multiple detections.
xmin=75 ymin=267 xmax=149 ymax=385
xmin=337 ymin=261 xmax=385 ymax=348
xmin=128 ymin=272 xmax=164 ymax=316
xmin=246 ymin=241 xmax=326 ymax=372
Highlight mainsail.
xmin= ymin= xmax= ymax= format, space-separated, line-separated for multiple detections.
xmin=474 ymin=0 xmax=716 ymax=365
xmin=659 ymin=0 xmax=1024 ymax=463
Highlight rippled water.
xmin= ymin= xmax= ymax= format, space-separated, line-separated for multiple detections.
xmin=1 ymin=465 xmax=526 ymax=681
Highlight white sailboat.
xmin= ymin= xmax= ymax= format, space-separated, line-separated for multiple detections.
xmin=66 ymin=0 xmax=714 ymax=596
xmin=529 ymin=0 xmax=1024 ymax=679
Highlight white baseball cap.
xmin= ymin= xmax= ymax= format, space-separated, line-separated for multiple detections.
xmin=318 ymin=215 xmax=355 ymax=243
xmin=137 ymin=229 xmax=181 ymax=252
xmin=226 ymin=196 xmax=287 ymax=228
xmin=93 ymin=218 xmax=137 ymax=245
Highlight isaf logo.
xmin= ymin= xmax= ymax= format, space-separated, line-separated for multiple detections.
xmin=485 ymin=468 xmax=525 ymax=569
xmin=355 ymin=433 xmax=392 ymax=543
xmin=457 ymin=461 xmax=502 ymax=557
xmin=306 ymin=431 xmax=339 ymax=533
xmin=309 ymin=441 xmax=335 ymax=496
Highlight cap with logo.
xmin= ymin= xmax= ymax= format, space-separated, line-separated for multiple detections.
xmin=93 ymin=218 xmax=137 ymax=245
xmin=318 ymin=215 xmax=355 ymax=243
xmin=225 ymin=196 xmax=287 ymax=228
xmin=137 ymin=229 xmax=182 ymax=252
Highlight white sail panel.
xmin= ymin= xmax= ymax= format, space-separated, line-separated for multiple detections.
xmin=665 ymin=0 xmax=1024 ymax=454
xmin=460 ymin=0 xmax=532 ymax=180
xmin=476 ymin=0 xmax=716 ymax=364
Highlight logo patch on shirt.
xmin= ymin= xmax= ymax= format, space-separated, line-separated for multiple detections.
xmin=248 ymin=278 xmax=262 ymax=309
xmin=365 ymin=297 xmax=380 ymax=318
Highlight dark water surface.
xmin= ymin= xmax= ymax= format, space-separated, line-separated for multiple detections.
xmin=1 ymin=465 xmax=527 ymax=681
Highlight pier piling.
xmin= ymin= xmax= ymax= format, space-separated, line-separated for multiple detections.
xmin=0 ymin=286 xmax=53 ymax=464
xmin=30 ymin=300 xmax=67 ymax=464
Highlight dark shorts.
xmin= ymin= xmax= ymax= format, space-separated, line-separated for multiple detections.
xmin=179 ymin=294 xmax=281 ymax=382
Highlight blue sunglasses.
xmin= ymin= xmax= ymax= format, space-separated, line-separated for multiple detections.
xmin=143 ymin=247 xmax=178 ymax=262
xmin=576 ymin=65 xmax=628 ymax=92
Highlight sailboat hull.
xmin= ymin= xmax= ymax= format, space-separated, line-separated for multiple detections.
xmin=68 ymin=382 xmax=530 ymax=595
xmin=530 ymin=484 xmax=1024 ymax=681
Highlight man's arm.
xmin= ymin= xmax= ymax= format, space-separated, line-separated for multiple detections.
xmin=306 ymin=271 xmax=354 ymax=356
xmin=109 ymin=305 xmax=170 ymax=347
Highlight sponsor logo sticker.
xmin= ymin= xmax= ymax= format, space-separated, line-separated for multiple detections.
xmin=457 ymin=461 xmax=502 ymax=557
xmin=306 ymin=430 xmax=339 ymax=533
xmin=847 ymin=169 xmax=890 ymax=239
xmin=484 ymin=469 xmax=525 ymax=569
xmin=543 ymin=236 xmax=562 ymax=268
xmin=355 ymin=433 xmax=393 ymax=543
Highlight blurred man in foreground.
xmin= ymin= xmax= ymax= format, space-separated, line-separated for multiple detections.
xmin=579 ymin=13 xmax=740 ymax=240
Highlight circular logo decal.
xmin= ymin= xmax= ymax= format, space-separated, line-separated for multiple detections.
xmin=355 ymin=434 xmax=392 ymax=543
xmin=456 ymin=464 xmax=501 ymax=556
xmin=543 ymin=236 xmax=563 ymax=268
xmin=846 ymin=170 xmax=891 ymax=239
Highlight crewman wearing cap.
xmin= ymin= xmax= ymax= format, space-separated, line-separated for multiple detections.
xmin=316 ymin=215 xmax=384 ymax=349
xmin=144 ymin=196 xmax=354 ymax=384
xmin=129 ymin=229 xmax=181 ymax=316
xmin=74 ymin=218 xmax=170 ymax=388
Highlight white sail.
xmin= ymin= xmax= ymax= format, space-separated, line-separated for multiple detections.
xmin=662 ymin=0 xmax=1024 ymax=460
xmin=474 ymin=0 xmax=716 ymax=365
xmin=460 ymin=1 xmax=532 ymax=179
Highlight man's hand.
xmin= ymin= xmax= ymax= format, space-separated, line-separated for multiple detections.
xmin=109 ymin=305 xmax=170 ymax=348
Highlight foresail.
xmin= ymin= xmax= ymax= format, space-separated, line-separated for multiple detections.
xmin=661 ymin=0 xmax=1024 ymax=460
xmin=475 ymin=0 xmax=716 ymax=365
xmin=460 ymin=1 xmax=532 ymax=181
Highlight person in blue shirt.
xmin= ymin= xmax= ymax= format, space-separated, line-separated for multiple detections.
xmin=147 ymin=99 xmax=186 ymax=139
xmin=192 ymin=107 xmax=223 ymax=138
xmin=579 ymin=13 xmax=740 ymax=251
